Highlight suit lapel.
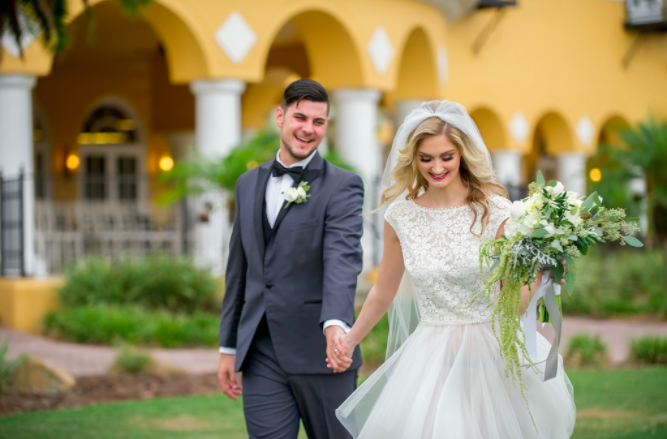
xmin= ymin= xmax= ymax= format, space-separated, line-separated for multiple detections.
xmin=271 ymin=153 xmax=325 ymax=234
xmin=253 ymin=166 xmax=271 ymax=259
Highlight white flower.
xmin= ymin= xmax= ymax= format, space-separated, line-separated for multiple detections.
xmin=523 ymin=212 xmax=541 ymax=230
xmin=284 ymin=180 xmax=311 ymax=208
xmin=566 ymin=191 xmax=583 ymax=209
xmin=540 ymin=220 xmax=556 ymax=237
xmin=546 ymin=181 xmax=565 ymax=197
xmin=509 ymin=200 xmax=526 ymax=222
xmin=285 ymin=188 xmax=299 ymax=203
xmin=564 ymin=211 xmax=582 ymax=227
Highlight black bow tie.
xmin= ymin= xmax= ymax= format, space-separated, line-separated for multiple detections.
xmin=272 ymin=161 xmax=304 ymax=180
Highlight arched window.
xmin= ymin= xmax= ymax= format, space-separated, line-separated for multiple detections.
xmin=78 ymin=106 xmax=138 ymax=145
xmin=78 ymin=102 xmax=144 ymax=201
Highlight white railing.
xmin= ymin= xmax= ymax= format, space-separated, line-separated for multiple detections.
xmin=34 ymin=200 xmax=185 ymax=274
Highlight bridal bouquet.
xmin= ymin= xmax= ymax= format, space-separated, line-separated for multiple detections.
xmin=474 ymin=171 xmax=642 ymax=385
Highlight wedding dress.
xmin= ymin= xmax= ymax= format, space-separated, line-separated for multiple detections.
xmin=336 ymin=195 xmax=576 ymax=438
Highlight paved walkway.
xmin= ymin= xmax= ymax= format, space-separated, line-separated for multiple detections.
xmin=3 ymin=317 xmax=667 ymax=377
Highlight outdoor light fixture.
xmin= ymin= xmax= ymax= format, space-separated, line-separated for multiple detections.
xmin=159 ymin=156 xmax=174 ymax=171
xmin=589 ymin=168 xmax=602 ymax=182
xmin=66 ymin=153 xmax=80 ymax=171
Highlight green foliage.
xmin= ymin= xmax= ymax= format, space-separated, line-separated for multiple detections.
xmin=59 ymin=254 xmax=218 ymax=314
xmin=563 ymin=249 xmax=667 ymax=318
xmin=358 ymin=312 xmax=389 ymax=369
xmin=44 ymin=304 xmax=219 ymax=348
xmin=159 ymin=131 xmax=357 ymax=204
xmin=630 ymin=336 xmax=667 ymax=365
xmin=587 ymin=143 xmax=642 ymax=219
xmin=0 ymin=338 xmax=24 ymax=394
xmin=598 ymin=118 xmax=667 ymax=263
xmin=111 ymin=344 xmax=152 ymax=374
xmin=565 ymin=333 xmax=608 ymax=367
xmin=159 ymin=132 xmax=278 ymax=203
xmin=0 ymin=1 xmax=154 ymax=60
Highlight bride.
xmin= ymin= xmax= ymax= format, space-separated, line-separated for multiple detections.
xmin=328 ymin=101 xmax=576 ymax=438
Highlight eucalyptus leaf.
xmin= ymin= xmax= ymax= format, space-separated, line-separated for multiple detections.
xmin=532 ymin=228 xmax=549 ymax=238
xmin=582 ymin=191 xmax=599 ymax=211
xmin=623 ymin=236 xmax=644 ymax=247
xmin=595 ymin=227 xmax=603 ymax=237
xmin=555 ymin=229 xmax=565 ymax=235
xmin=490 ymin=259 xmax=500 ymax=271
xmin=537 ymin=170 xmax=545 ymax=186
xmin=563 ymin=255 xmax=575 ymax=266
xmin=566 ymin=235 xmax=578 ymax=241
xmin=565 ymin=272 xmax=575 ymax=296
xmin=552 ymin=261 xmax=565 ymax=283
xmin=551 ymin=240 xmax=563 ymax=252
xmin=547 ymin=180 xmax=557 ymax=187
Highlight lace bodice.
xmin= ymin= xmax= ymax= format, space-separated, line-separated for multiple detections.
xmin=385 ymin=195 xmax=511 ymax=325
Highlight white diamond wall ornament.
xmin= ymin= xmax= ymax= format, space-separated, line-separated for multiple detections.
xmin=576 ymin=116 xmax=594 ymax=146
xmin=215 ymin=12 xmax=257 ymax=65
xmin=437 ymin=46 xmax=448 ymax=84
xmin=367 ymin=27 xmax=394 ymax=75
xmin=509 ymin=113 xmax=530 ymax=143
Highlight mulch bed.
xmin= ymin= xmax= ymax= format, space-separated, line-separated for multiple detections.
xmin=0 ymin=372 xmax=220 ymax=416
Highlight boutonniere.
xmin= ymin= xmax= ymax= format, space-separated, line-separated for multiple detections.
xmin=284 ymin=181 xmax=311 ymax=209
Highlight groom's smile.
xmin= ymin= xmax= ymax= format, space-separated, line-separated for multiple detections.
xmin=276 ymin=99 xmax=329 ymax=166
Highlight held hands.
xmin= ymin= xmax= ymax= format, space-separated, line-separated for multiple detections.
xmin=217 ymin=354 xmax=242 ymax=400
xmin=325 ymin=325 xmax=354 ymax=373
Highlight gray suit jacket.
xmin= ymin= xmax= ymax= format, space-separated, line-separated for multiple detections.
xmin=219 ymin=152 xmax=364 ymax=374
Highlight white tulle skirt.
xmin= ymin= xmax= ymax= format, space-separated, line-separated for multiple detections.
xmin=336 ymin=322 xmax=576 ymax=439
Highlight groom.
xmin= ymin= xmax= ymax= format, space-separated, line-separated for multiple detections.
xmin=218 ymin=79 xmax=364 ymax=439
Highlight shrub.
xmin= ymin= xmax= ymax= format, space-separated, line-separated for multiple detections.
xmin=111 ymin=344 xmax=152 ymax=374
xmin=565 ymin=333 xmax=608 ymax=367
xmin=44 ymin=305 xmax=219 ymax=348
xmin=0 ymin=338 xmax=24 ymax=394
xmin=631 ymin=336 xmax=667 ymax=365
xmin=563 ymin=249 xmax=666 ymax=318
xmin=59 ymin=254 xmax=218 ymax=314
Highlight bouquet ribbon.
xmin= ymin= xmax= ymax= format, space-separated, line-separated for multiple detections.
xmin=523 ymin=272 xmax=562 ymax=381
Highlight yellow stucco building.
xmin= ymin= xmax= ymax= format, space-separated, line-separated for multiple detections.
xmin=0 ymin=0 xmax=665 ymax=288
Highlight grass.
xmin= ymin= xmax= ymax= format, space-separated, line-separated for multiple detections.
xmin=0 ymin=393 xmax=308 ymax=439
xmin=1 ymin=368 xmax=665 ymax=438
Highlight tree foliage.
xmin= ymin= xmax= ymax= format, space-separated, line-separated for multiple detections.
xmin=0 ymin=0 xmax=152 ymax=62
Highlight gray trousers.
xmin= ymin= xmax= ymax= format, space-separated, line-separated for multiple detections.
xmin=242 ymin=316 xmax=356 ymax=439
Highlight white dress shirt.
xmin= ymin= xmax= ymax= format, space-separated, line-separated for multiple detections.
xmin=220 ymin=151 xmax=350 ymax=355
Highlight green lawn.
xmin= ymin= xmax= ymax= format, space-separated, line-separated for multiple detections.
xmin=1 ymin=368 xmax=666 ymax=439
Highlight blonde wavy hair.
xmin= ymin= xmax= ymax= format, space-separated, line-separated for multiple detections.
xmin=379 ymin=117 xmax=508 ymax=236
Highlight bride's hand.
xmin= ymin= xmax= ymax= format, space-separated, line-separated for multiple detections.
xmin=326 ymin=333 xmax=355 ymax=372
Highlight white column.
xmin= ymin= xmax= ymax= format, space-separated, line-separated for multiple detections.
xmin=190 ymin=79 xmax=246 ymax=156
xmin=333 ymin=88 xmax=382 ymax=270
xmin=557 ymin=152 xmax=587 ymax=196
xmin=492 ymin=149 xmax=524 ymax=200
xmin=0 ymin=74 xmax=37 ymax=276
xmin=394 ymin=99 xmax=423 ymax=129
xmin=189 ymin=79 xmax=246 ymax=276
xmin=492 ymin=150 xmax=522 ymax=187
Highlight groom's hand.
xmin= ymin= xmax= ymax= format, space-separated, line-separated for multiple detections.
xmin=218 ymin=354 xmax=242 ymax=400
xmin=325 ymin=325 xmax=353 ymax=373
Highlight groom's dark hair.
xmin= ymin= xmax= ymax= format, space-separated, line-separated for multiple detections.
xmin=282 ymin=79 xmax=330 ymax=116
